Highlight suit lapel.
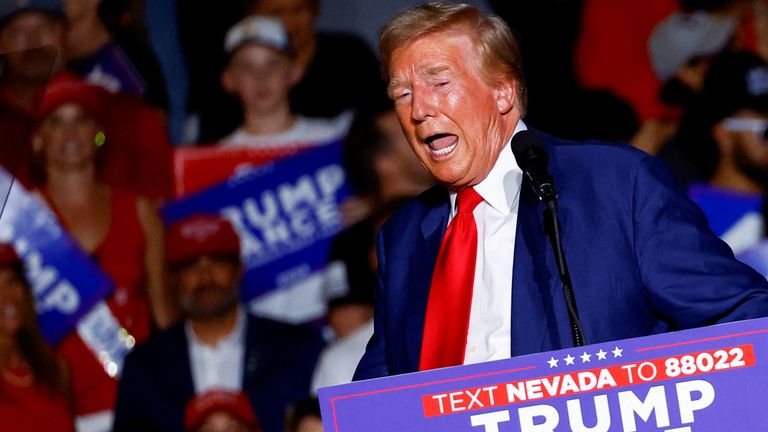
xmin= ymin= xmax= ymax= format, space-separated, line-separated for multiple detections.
xmin=241 ymin=316 xmax=266 ymax=392
xmin=401 ymin=193 xmax=449 ymax=373
xmin=511 ymin=134 xmax=572 ymax=355
xmin=163 ymin=326 xmax=195 ymax=410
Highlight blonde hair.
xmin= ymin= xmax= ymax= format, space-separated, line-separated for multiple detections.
xmin=379 ymin=2 xmax=527 ymax=112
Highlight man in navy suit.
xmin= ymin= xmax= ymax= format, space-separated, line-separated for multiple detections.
xmin=354 ymin=3 xmax=768 ymax=380
xmin=113 ymin=214 xmax=324 ymax=432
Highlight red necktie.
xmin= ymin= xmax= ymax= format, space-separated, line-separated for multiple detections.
xmin=419 ymin=187 xmax=483 ymax=371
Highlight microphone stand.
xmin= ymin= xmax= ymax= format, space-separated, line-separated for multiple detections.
xmin=535 ymin=182 xmax=586 ymax=348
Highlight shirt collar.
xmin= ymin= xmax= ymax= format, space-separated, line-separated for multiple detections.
xmin=450 ymin=120 xmax=526 ymax=216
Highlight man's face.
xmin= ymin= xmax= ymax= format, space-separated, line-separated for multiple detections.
xmin=222 ymin=44 xmax=298 ymax=115
xmin=388 ymin=30 xmax=518 ymax=190
xmin=0 ymin=12 xmax=65 ymax=81
xmin=175 ymin=255 xmax=242 ymax=319
xmin=729 ymin=112 xmax=768 ymax=186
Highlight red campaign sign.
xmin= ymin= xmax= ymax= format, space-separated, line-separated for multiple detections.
xmin=421 ymin=344 xmax=755 ymax=417
xmin=173 ymin=144 xmax=314 ymax=197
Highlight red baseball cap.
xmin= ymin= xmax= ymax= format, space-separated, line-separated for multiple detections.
xmin=36 ymin=72 xmax=108 ymax=122
xmin=0 ymin=243 xmax=20 ymax=266
xmin=184 ymin=390 xmax=260 ymax=432
xmin=165 ymin=214 xmax=241 ymax=265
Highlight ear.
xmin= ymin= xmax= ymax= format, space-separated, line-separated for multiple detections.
xmin=494 ymin=79 xmax=516 ymax=115
xmin=221 ymin=67 xmax=236 ymax=95
xmin=31 ymin=133 xmax=44 ymax=154
xmin=712 ymin=121 xmax=734 ymax=156
xmin=287 ymin=61 xmax=305 ymax=88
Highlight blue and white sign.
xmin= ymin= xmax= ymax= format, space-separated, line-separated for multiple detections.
xmin=162 ymin=141 xmax=352 ymax=305
xmin=0 ymin=168 xmax=115 ymax=345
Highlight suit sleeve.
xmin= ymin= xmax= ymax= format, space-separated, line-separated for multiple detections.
xmin=633 ymin=156 xmax=768 ymax=327
xmin=353 ymin=229 xmax=391 ymax=380
xmin=112 ymin=350 xmax=162 ymax=432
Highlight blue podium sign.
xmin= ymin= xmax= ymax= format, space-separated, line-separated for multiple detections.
xmin=320 ymin=317 xmax=768 ymax=431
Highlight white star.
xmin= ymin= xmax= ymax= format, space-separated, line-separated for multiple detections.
xmin=547 ymin=356 xmax=559 ymax=368
xmin=580 ymin=352 xmax=592 ymax=363
xmin=564 ymin=354 xmax=575 ymax=365
xmin=596 ymin=349 xmax=608 ymax=360
xmin=612 ymin=346 xmax=623 ymax=358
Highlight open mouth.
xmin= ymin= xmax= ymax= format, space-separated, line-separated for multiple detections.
xmin=424 ymin=133 xmax=458 ymax=158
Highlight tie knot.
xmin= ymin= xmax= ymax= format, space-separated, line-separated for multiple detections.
xmin=456 ymin=187 xmax=483 ymax=214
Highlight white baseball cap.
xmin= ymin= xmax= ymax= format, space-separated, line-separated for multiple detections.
xmin=648 ymin=11 xmax=737 ymax=81
xmin=224 ymin=16 xmax=293 ymax=56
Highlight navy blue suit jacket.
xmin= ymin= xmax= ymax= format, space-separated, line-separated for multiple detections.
xmin=113 ymin=313 xmax=324 ymax=432
xmin=354 ymin=131 xmax=768 ymax=380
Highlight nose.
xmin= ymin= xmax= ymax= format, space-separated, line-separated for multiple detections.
xmin=410 ymin=87 xmax=437 ymax=123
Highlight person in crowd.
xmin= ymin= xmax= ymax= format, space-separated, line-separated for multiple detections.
xmin=678 ymin=51 xmax=768 ymax=255
xmin=184 ymin=390 xmax=261 ymax=432
xmin=0 ymin=0 xmax=174 ymax=201
xmin=114 ymin=214 xmax=325 ymax=432
xmin=219 ymin=16 xmax=350 ymax=152
xmin=344 ymin=106 xmax=434 ymax=209
xmin=176 ymin=0 xmax=250 ymax=143
xmin=31 ymin=73 xmax=171 ymax=429
xmin=247 ymin=0 xmax=389 ymax=124
xmin=0 ymin=0 xmax=67 ymax=187
xmin=311 ymin=291 xmax=373 ymax=393
xmin=285 ymin=397 xmax=323 ymax=432
xmin=354 ymin=3 xmax=768 ymax=381
xmin=0 ymin=243 xmax=75 ymax=432
xmin=63 ymin=0 xmax=168 ymax=109
xmin=649 ymin=3 xmax=738 ymax=113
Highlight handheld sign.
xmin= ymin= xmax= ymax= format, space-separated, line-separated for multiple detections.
xmin=163 ymin=141 xmax=352 ymax=310
xmin=0 ymin=167 xmax=115 ymax=345
xmin=320 ymin=317 xmax=768 ymax=431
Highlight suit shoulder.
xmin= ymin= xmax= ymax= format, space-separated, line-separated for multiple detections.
xmin=125 ymin=322 xmax=186 ymax=364
xmin=536 ymin=130 xmax=649 ymax=164
xmin=379 ymin=185 xmax=447 ymax=236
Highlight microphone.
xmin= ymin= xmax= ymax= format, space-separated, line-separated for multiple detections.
xmin=510 ymin=130 xmax=586 ymax=347
xmin=510 ymin=130 xmax=556 ymax=203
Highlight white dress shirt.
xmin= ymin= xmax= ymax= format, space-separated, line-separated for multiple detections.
xmin=448 ymin=121 xmax=526 ymax=365
xmin=186 ymin=307 xmax=246 ymax=394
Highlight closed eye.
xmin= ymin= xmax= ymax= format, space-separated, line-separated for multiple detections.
xmin=395 ymin=90 xmax=412 ymax=101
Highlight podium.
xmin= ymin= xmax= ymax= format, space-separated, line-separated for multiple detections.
xmin=319 ymin=317 xmax=768 ymax=431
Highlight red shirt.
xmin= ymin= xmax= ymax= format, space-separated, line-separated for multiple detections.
xmin=0 ymin=368 xmax=75 ymax=432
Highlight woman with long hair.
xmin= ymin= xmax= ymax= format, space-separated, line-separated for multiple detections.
xmin=0 ymin=243 xmax=74 ymax=431
xmin=31 ymin=72 xmax=173 ymax=423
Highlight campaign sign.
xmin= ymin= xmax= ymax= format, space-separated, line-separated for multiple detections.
xmin=162 ymin=141 xmax=351 ymax=302
xmin=173 ymin=143 xmax=312 ymax=197
xmin=320 ymin=317 xmax=768 ymax=431
xmin=0 ymin=169 xmax=114 ymax=344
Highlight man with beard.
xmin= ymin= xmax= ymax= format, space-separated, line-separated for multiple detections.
xmin=687 ymin=51 xmax=768 ymax=256
xmin=114 ymin=214 xmax=324 ymax=432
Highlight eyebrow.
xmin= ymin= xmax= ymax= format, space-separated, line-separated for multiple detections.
xmin=388 ymin=65 xmax=453 ymax=96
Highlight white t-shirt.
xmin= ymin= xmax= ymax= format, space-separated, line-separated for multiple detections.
xmin=220 ymin=112 xmax=353 ymax=149
xmin=310 ymin=320 xmax=374 ymax=393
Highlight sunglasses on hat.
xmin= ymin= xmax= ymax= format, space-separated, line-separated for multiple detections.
xmin=723 ymin=117 xmax=768 ymax=141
